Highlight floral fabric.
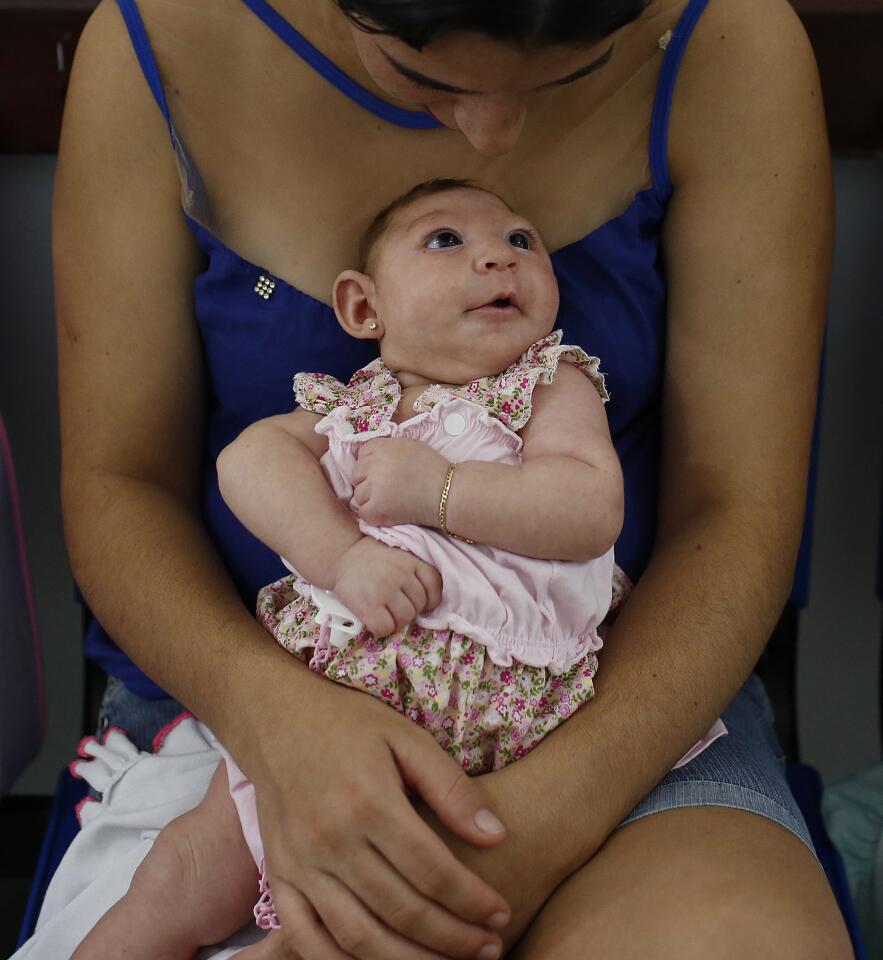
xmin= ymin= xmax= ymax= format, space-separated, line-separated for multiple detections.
xmin=257 ymin=576 xmax=599 ymax=773
xmin=293 ymin=329 xmax=607 ymax=434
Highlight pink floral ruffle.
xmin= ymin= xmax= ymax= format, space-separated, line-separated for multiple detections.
xmin=293 ymin=362 xmax=401 ymax=433
xmin=415 ymin=330 xmax=608 ymax=431
xmin=292 ymin=329 xmax=607 ymax=436
xmin=257 ymin=576 xmax=599 ymax=774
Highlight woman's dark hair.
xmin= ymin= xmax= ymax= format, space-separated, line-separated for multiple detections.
xmin=334 ymin=0 xmax=653 ymax=50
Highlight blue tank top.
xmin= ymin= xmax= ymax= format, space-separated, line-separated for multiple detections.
xmin=93 ymin=0 xmax=712 ymax=697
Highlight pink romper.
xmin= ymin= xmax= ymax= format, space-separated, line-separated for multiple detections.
xmin=261 ymin=331 xmax=617 ymax=769
xmin=226 ymin=331 xmax=728 ymax=929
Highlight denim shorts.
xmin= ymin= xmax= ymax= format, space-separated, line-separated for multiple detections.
xmin=96 ymin=671 xmax=816 ymax=860
xmin=618 ymin=672 xmax=817 ymax=860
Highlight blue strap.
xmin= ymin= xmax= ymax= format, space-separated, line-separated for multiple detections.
xmin=239 ymin=0 xmax=440 ymax=130
xmin=114 ymin=0 xmax=175 ymax=142
xmin=649 ymin=0 xmax=712 ymax=197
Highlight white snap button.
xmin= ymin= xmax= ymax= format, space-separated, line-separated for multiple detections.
xmin=443 ymin=412 xmax=467 ymax=436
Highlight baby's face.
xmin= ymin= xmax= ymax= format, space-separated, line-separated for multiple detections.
xmin=370 ymin=188 xmax=559 ymax=384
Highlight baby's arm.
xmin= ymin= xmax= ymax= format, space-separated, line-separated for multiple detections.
xmin=217 ymin=408 xmax=360 ymax=589
xmin=434 ymin=362 xmax=622 ymax=560
xmin=217 ymin=410 xmax=442 ymax=635
xmin=356 ymin=363 xmax=621 ymax=559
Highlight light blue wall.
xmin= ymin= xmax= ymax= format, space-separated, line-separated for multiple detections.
xmin=2 ymin=155 xmax=881 ymax=794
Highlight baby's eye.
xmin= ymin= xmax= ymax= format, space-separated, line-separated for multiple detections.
xmin=426 ymin=230 xmax=462 ymax=249
xmin=508 ymin=231 xmax=533 ymax=250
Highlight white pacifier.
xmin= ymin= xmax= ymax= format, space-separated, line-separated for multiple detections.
xmin=309 ymin=585 xmax=364 ymax=647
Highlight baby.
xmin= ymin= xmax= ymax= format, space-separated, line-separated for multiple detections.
xmin=73 ymin=178 xmax=724 ymax=958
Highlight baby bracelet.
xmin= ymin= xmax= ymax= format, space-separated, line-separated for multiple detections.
xmin=438 ymin=463 xmax=475 ymax=544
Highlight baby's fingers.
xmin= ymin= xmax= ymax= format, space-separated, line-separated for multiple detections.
xmin=383 ymin=592 xmax=418 ymax=635
xmin=399 ymin=575 xmax=428 ymax=619
xmin=415 ymin=562 xmax=443 ymax=610
xmin=359 ymin=604 xmax=395 ymax=639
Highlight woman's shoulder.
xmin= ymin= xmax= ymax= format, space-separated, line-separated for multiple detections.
xmin=668 ymin=0 xmax=821 ymax=185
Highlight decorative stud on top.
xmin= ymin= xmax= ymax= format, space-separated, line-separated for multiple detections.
xmin=255 ymin=275 xmax=276 ymax=299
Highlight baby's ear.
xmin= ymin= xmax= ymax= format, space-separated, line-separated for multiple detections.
xmin=332 ymin=269 xmax=382 ymax=339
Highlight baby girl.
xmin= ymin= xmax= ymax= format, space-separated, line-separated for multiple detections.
xmin=73 ymin=178 xmax=725 ymax=959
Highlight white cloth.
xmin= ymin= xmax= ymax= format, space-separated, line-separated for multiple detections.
xmin=12 ymin=717 xmax=264 ymax=959
xmin=13 ymin=711 xmax=729 ymax=958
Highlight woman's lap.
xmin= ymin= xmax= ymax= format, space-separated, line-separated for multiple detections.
xmin=96 ymin=669 xmax=815 ymax=861
xmin=616 ymin=671 xmax=817 ymax=862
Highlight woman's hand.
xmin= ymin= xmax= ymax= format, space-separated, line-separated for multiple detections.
xmin=244 ymin=678 xmax=513 ymax=960
xmin=352 ymin=437 xmax=449 ymax=527
xmin=408 ymin=769 xmax=571 ymax=956
xmin=332 ymin=535 xmax=443 ymax=636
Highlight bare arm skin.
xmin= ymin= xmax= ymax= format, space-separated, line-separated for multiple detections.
xmin=56 ymin=5 xmax=516 ymax=958
xmin=440 ymin=362 xmax=623 ymax=559
xmin=353 ymin=362 xmax=624 ymax=560
xmin=54 ymin=2 xmax=266 ymax=729
xmin=217 ymin=410 xmax=361 ymax=589
xmin=422 ymin=2 xmax=834 ymax=949
xmin=217 ymin=409 xmax=445 ymax=638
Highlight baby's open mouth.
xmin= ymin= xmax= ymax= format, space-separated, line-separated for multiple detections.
xmin=469 ymin=292 xmax=520 ymax=312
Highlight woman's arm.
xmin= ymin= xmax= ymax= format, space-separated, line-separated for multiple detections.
xmin=416 ymin=0 xmax=834 ymax=947
xmin=353 ymin=362 xmax=623 ymax=560
xmin=56 ymin=8 xmax=514 ymax=958
xmin=55 ymin=1 xmax=267 ymax=728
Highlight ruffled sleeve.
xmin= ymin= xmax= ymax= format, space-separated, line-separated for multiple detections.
xmin=420 ymin=330 xmax=608 ymax=432
xmin=519 ymin=330 xmax=609 ymax=404
xmin=293 ymin=360 xmax=401 ymax=433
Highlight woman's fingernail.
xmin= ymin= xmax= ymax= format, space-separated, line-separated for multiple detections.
xmin=486 ymin=911 xmax=509 ymax=929
xmin=477 ymin=944 xmax=501 ymax=960
xmin=474 ymin=808 xmax=505 ymax=835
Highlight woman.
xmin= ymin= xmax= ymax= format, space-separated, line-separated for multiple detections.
xmin=54 ymin=0 xmax=848 ymax=957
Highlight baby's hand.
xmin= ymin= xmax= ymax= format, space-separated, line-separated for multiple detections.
xmin=333 ymin=536 xmax=443 ymax=637
xmin=353 ymin=437 xmax=449 ymax=527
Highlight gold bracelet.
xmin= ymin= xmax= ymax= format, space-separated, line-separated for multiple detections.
xmin=438 ymin=463 xmax=475 ymax=544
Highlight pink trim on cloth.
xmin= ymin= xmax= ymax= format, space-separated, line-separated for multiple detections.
xmin=69 ymin=725 xmax=131 ymax=778
xmin=671 ymin=718 xmax=729 ymax=769
xmin=74 ymin=795 xmax=99 ymax=827
xmin=0 ymin=415 xmax=45 ymax=737
xmin=254 ymin=862 xmax=281 ymax=930
xmin=152 ymin=710 xmax=194 ymax=754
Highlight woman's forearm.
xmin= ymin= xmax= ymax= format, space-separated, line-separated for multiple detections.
xmin=63 ymin=468 xmax=330 ymax=761
xmin=487 ymin=502 xmax=797 ymax=879
xmin=438 ymin=457 xmax=623 ymax=560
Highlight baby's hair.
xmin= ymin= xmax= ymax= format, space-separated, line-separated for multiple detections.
xmin=359 ymin=178 xmax=511 ymax=273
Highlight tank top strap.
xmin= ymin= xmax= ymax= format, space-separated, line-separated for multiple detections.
xmin=114 ymin=0 xmax=174 ymax=144
xmin=649 ymin=0 xmax=712 ymax=198
xmin=239 ymin=0 xmax=440 ymax=129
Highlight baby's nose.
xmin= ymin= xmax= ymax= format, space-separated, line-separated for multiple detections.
xmin=476 ymin=244 xmax=517 ymax=272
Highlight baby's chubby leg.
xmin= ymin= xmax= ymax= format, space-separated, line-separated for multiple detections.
xmin=73 ymin=761 xmax=259 ymax=960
